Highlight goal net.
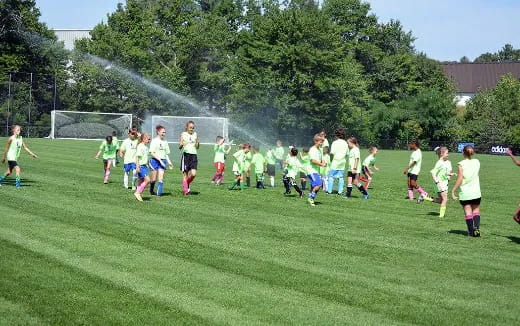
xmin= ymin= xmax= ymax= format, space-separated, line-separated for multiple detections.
xmin=150 ymin=116 xmax=229 ymax=144
xmin=50 ymin=110 xmax=133 ymax=140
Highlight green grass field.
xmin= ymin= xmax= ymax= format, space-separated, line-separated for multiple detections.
xmin=1 ymin=138 xmax=519 ymax=325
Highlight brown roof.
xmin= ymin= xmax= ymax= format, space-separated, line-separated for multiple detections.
xmin=441 ymin=62 xmax=520 ymax=93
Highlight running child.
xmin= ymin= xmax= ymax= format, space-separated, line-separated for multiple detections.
xmin=321 ymin=146 xmax=330 ymax=192
xmin=506 ymin=148 xmax=520 ymax=224
xmin=119 ymin=129 xmax=139 ymax=189
xmin=451 ymin=145 xmax=482 ymax=237
xmin=307 ymin=134 xmax=326 ymax=207
xmin=244 ymin=147 xmax=253 ymax=187
xmin=0 ymin=125 xmax=38 ymax=188
xmin=344 ymin=137 xmax=369 ymax=199
xmin=133 ymin=133 xmax=151 ymax=202
xmin=328 ymin=128 xmax=348 ymax=194
xmin=179 ymin=120 xmax=199 ymax=195
xmin=403 ymin=140 xmax=431 ymax=201
xmin=229 ymin=144 xmax=250 ymax=191
xmin=94 ymin=135 xmax=118 ymax=184
xmin=211 ymin=136 xmax=231 ymax=186
xmin=299 ymin=147 xmax=310 ymax=191
xmin=274 ymin=140 xmax=285 ymax=170
xmin=149 ymin=125 xmax=173 ymax=196
xmin=360 ymin=146 xmax=379 ymax=190
xmin=282 ymin=147 xmax=305 ymax=197
xmin=424 ymin=146 xmax=455 ymax=217
xmin=265 ymin=147 xmax=276 ymax=187
xmin=251 ymin=146 xmax=266 ymax=189
xmin=112 ymin=131 xmax=120 ymax=167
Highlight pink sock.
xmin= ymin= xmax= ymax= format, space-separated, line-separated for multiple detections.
xmin=408 ymin=188 xmax=414 ymax=200
xmin=465 ymin=215 xmax=473 ymax=220
xmin=136 ymin=182 xmax=147 ymax=194
xmin=182 ymin=180 xmax=189 ymax=194
xmin=216 ymin=175 xmax=223 ymax=185
xmin=416 ymin=186 xmax=427 ymax=196
xmin=473 ymin=213 xmax=480 ymax=217
xmin=211 ymin=173 xmax=218 ymax=181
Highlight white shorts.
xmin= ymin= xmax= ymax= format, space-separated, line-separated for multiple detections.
xmin=436 ymin=181 xmax=449 ymax=193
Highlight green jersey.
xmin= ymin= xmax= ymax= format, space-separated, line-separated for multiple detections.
xmin=135 ymin=143 xmax=149 ymax=166
xmin=232 ymin=149 xmax=246 ymax=172
xmin=286 ymin=156 xmax=304 ymax=178
xmin=251 ymin=153 xmax=266 ymax=174
xmin=330 ymin=139 xmax=349 ymax=170
xmin=300 ymin=153 xmax=311 ymax=173
xmin=265 ymin=150 xmax=276 ymax=165
xmin=99 ymin=140 xmax=117 ymax=160
xmin=112 ymin=136 xmax=120 ymax=150
xmin=362 ymin=154 xmax=376 ymax=168
xmin=321 ymin=154 xmax=330 ymax=176
xmin=181 ymin=131 xmax=198 ymax=154
xmin=274 ymin=146 xmax=285 ymax=160
xmin=457 ymin=159 xmax=481 ymax=201
xmin=149 ymin=137 xmax=170 ymax=160
xmin=348 ymin=147 xmax=361 ymax=172
xmin=120 ymin=138 xmax=138 ymax=164
xmin=408 ymin=149 xmax=422 ymax=175
xmin=430 ymin=159 xmax=452 ymax=183
xmin=308 ymin=146 xmax=322 ymax=175
xmin=213 ymin=144 xmax=226 ymax=163
xmin=6 ymin=135 xmax=23 ymax=161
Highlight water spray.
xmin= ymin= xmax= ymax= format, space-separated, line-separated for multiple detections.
xmin=84 ymin=53 xmax=271 ymax=147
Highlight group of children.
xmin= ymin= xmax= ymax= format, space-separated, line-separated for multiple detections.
xmin=218 ymin=129 xmax=377 ymax=207
xmin=3 ymin=122 xmax=520 ymax=238
xmin=93 ymin=121 xmax=199 ymax=201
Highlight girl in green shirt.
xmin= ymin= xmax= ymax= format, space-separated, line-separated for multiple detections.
xmin=451 ymin=145 xmax=482 ymax=237
xmin=0 ymin=125 xmax=38 ymax=188
xmin=94 ymin=135 xmax=117 ymax=184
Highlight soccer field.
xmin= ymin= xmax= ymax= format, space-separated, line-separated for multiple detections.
xmin=1 ymin=138 xmax=519 ymax=325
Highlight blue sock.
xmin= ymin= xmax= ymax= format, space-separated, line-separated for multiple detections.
xmin=338 ymin=178 xmax=344 ymax=194
xmin=157 ymin=182 xmax=164 ymax=196
xmin=327 ymin=177 xmax=333 ymax=193
xmin=309 ymin=191 xmax=316 ymax=200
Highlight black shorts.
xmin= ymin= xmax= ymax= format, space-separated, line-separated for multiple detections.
xmin=407 ymin=173 xmax=418 ymax=181
xmin=362 ymin=166 xmax=369 ymax=176
xmin=347 ymin=171 xmax=359 ymax=179
xmin=8 ymin=160 xmax=18 ymax=170
xmin=460 ymin=198 xmax=481 ymax=206
xmin=267 ymin=164 xmax=276 ymax=176
xmin=180 ymin=153 xmax=198 ymax=172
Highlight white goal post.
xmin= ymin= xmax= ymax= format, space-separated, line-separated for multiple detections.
xmin=50 ymin=110 xmax=133 ymax=140
xmin=150 ymin=115 xmax=229 ymax=145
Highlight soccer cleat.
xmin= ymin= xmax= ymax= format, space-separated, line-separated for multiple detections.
xmin=15 ymin=183 xmax=21 ymax=188
xmin=343 ymin=196 xmax=350 ymax=199
xmin=514 ymin=214 xmax=520 ymax=225
xmin=103 ymin=180 xmax=108 ymax=184
xmin=423 ymin=196 xmax=434 ymax=202
xmin=131 ymin=186 xmax=136 ymax=191
xmin=473 ymin=229 xmax=481 ymax=237
xmin=417 ymin=195 xmax=424 ymax=203
xmin=363 ymin=194 xmax=370 ymax=199
xmin=134 ymin=193 xmax=143 ymax=202
xmin=284 ymin=191 xmax=291 ymax=195
xmin=307 ymin=198 xmax=315 ymax=206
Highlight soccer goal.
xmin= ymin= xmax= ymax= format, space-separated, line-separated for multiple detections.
xmin=150 ymin=115 xmax=229 ymax=144
xmin=50 ymin=110 xmax=133 ymax=140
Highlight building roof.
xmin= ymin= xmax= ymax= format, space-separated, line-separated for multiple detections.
xmin=53 ymin=29 xmax=92 ymax=50
xmin=441 ymin=62 xmax=520 ymax=93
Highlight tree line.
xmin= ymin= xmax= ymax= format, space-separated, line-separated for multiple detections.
xmin=1 ymin=0 xmax=519 ymax=148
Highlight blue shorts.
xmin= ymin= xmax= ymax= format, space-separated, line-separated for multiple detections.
xmin=329 ymin=169 xmax=344 ymax=179
xmin=137 ymin=165 xmax=149 ymax=178
xmin=307 ymin=173 xmax=322 ymax=188
xmin=150 ymin=158 xmax=167 ymax=170
xmin=124 ymin=163 xmax=136 ymax=172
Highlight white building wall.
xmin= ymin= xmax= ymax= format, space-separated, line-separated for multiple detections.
xmin=53 ymin=29 xmax=91 ymax=50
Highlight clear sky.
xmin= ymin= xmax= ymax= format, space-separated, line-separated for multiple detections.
xmin=35 ymin=0 xmax=520 ymax=62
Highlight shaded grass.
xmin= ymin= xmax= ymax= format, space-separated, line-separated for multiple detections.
xmin=0 ymin=138 xmax=519 ymax=325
